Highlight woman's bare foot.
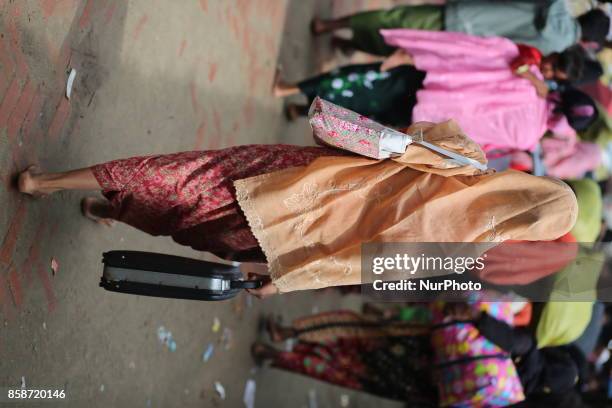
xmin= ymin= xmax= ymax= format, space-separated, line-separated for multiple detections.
xmin=272 ymin=67 xmax=301 ymax=98
xmin=81 ymin=197 xmax=115 ymax=227
xmin=266 ymin=317 xmax=295 ymax=342
xmin=18 ymin=166 xmax=38 ymax=195
xmin=18 ymin=166 xmax=53 ymax=197
xmin=251 ymin=342 xmax=278 ymax=366
xmin=272 ymin=67 xmax=283 ymax=97
xmin=310 ymin=17 xmax=326 ymax=35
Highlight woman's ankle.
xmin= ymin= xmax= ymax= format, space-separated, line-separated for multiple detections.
xmin=273 ymin=83 xmax=299 ymax=98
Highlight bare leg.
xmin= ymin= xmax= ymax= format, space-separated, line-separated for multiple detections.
xmin=18 ymin=166 xmax=101 ymax=196
xmin=19 ymin=166 xmax=116 ymax=226
xmin=267 ymin=318 xmax=297 ymax=342
xmin=272 ymin=68 xmax=300 ymax=98
xmin=251 ymin=342 xmax=280 ymax=365
xmin=285 ymin=103 xmax=309 ymax=121
xmin=311 ymin=16 xmax=351 ymax=35
xmin=273 ymin=81 xmax=300 ymax=98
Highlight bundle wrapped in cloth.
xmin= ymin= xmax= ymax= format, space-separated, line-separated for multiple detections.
xmin=309 ymin=96 xmax=488 ymax=171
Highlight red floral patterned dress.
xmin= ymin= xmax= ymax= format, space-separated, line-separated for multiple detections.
xmin=92 ymin=145 xmax=340 ymax=262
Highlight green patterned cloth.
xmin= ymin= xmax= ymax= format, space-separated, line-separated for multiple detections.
xmin=298 ymin=62 xmax=425 ymax=128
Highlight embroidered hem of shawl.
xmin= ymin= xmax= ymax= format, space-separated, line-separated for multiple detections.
xmin=234 ymin=175 xmax=291 ymax=293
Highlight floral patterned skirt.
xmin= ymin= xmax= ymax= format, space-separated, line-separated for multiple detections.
xmin=272 ymin=336 xmax=437 ymax=405
xmin=271 ymin=310 xmax=436 ymax=404
xmin=91 ymin=145 xmax=339 ymax=262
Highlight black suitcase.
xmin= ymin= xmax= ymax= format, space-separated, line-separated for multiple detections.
xmin=100 ymin=251 xmax=263 ymax=301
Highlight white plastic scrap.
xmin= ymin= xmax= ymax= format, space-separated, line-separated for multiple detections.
xmin=20 ymin=376 xmax=25 ymax=389
xmin=340 ymin=394 xmax=350 ymax=407
xmin=214 ymin=381 xmax=226 ymax=400
xmin=157 ymin=326 xmax=177 ymax=352
xmin=308 ymin=389 xmax=318 ymax=408
xmin=243 ymin=379 xmax=256 ymax=408
xmin=66 ymin=69 xmax=77 ymax=100
xmin=202 ymin=343 xmax=214 ymax=362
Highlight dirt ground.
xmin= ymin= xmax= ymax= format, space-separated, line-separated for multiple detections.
xmin=0 ymin=0 xmax=428 ymax=407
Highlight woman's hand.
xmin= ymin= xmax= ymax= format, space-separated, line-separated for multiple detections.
xmin=381 ymin=48 xmax=414 ymax=72
xmin=245 ymin=273 xmax=279 ymax=299
xmin=532 ymin=80 xmax=549 ymax=98
xmin=518 ymin=71 xmax=549 ymax=98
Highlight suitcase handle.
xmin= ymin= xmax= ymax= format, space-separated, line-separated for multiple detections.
xmin=230 ymin=280 xmax=263 ymax=290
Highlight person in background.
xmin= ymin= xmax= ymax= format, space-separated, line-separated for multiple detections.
xmin=273 ymin=44 xmax=585 ymax=128
xmin=448 ymin=303 xmax=586 ymax=401
xmin=273 ymin=62 xmax=425 ymax=127
xmin=521 ymin=45 xmax=588 ymax=94
xmin=511 ymin=87 xmax=601 ymax=179
xmin=278 ymin=29 xmax=588 ymax=156
xmin=377 ymin=30 xmax=589 ymax=153
xmin=251 ymin=310 xmax=436 ymax=406
xmin=310 ymin=2 xmax=609 ymax=56
xmin=311 ymin=0 xmax=610 ymax=55
xmin=573 ymin=303 xmax=606 ymax=362
xmin=379 ymin=39 xmax=586 ymax=99
xmin=577 ymin=101 xmax=612 ymax=180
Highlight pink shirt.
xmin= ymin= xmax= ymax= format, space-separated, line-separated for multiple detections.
xmin=381 ymin=29 xmax=551 ymax=152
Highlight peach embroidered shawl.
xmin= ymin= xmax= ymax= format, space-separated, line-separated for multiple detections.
xmin=234 ymin=121 xmax=578 ymax=292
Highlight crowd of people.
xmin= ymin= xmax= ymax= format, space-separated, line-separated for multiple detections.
xmin=16 ymin=0 xmax=612 ymax=406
